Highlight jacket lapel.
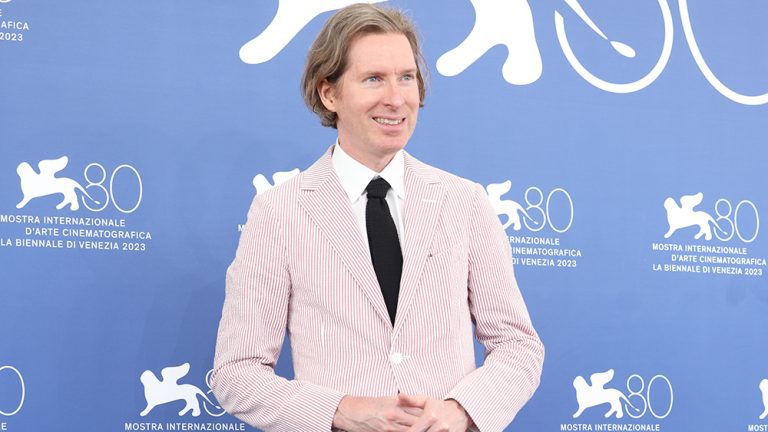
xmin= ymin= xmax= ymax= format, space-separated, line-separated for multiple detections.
xmin=394 ymin=153 xmax=447 ymax=335
xmin=298 ymin=148 xmax=392 ymax=328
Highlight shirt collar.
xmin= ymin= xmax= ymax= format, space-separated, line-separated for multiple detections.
xmin=331 ymin=140 xmax=405 ymax=204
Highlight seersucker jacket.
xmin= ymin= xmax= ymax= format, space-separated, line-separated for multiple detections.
xmin=211 ymin=146 xmax=544 ymax=432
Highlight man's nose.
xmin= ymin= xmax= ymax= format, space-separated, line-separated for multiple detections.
xmin=382 ymin=81 xmax=405 ymax=107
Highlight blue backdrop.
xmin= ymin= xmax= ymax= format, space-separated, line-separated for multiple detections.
xmin=1 ymin=0 xmax=766 ymax=431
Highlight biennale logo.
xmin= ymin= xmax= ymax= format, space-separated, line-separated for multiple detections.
xmin=485 ymin=180 xmax=573 ymax=234
xmin=15 ymin=156 xmax=143 ymax=214
xmin=0 ymin=365 xmax=25 ymax=417
xmin=573 ymin=369 xmax=639 ymax=419
xmin=486 ymin=180 xmax=538 ymax=231
xmin=139 ymin=363 xmax=224 ymax=417
xmin=572 ymin=369 xmax=673 ymax=420
xmin=760 ymin=378 xmax=768 ymax=420
xmin=252 ymin=168 xmax=300 ymax=196
xmin=436 ymin=0 xmax=541 ymax=85
xmin=239 ymin=0 xmax=384 ymax=64
xmin=16 ymin=157 xmax=100 ymax=211
xmin=663 ymin=192 xmax=759 ymax=243
xmin=239 ymin=0 xmax=767 ymax=105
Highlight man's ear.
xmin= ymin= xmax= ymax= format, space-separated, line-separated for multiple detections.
xmin=317 ymin=79 xmax=337 ymax=112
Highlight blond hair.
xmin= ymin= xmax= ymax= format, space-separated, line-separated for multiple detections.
xmin=301 ymin=4 xmax=427 ymax=128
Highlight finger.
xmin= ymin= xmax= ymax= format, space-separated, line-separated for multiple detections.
xmin=402 ymin=406 xmax=423 ymax=416
xmin=398 ymin=393 xmax=428 ymax=408
xmin=425 ymin=423 xmax=449 ymax=432
xmin=388 ymin=423 xmax=412 ymax=432
xmin=406 ymin=413 xmax=436 ymax=432
xmin=389 ymin=409 xmax=421 ymax=426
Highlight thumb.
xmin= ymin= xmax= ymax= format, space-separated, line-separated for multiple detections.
xmin=398 ymin=392 xmax=427 ymax=408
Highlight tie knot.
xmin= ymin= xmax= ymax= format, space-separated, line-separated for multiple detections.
xmin=366 ymin=177 xmax=391 ymax=199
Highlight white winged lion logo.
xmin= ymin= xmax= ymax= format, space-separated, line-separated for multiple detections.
xmin=573 ymin=369 xmax=639 ymax=419
xmin=663 ymin=192 xmax=727 ymax=240
xmin=239 ymin=0 xmax=385 ymax=64
xmin=16 ymin=156 xmax=99 ymax=211
xmin=139 ymin=363 xmax=216 ymax=417
xmin=437 ymin=0 xmax=541 ymax=85
xmin=485 ymin=180 xmax=538 ymax=231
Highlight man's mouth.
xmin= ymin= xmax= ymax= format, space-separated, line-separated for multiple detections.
xmin=373 ymin=117 xmax=404 ymax=126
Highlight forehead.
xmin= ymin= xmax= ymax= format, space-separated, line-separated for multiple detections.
xmin=345 ymin=32 xmax=417 ymax=73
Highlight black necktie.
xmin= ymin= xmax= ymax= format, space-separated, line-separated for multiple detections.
xmin=365 ymin=177 xmax=402 ymax=325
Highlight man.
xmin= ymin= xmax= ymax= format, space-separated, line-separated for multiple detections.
xmin=211 ymin=4 xmax=544 ymax=432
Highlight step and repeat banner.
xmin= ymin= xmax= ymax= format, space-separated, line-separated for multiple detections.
xmin=1 ymin=0 xmax=766 ymax=431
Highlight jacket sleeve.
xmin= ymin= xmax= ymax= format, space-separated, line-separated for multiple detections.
xmin=444 ymin=183 xmax=545 ymax=432
xmin=210 ymin=194 xmax=345 ymax=432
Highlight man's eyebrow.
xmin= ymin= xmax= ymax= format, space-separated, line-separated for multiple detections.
xmin=357 ymin=70 xmax=384 ymax=77
xmin=357 ymin=68 xmax=418 ymax=76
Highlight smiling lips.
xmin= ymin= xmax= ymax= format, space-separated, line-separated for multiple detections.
xmin=373 ymin=117 xmax=405 ymax=125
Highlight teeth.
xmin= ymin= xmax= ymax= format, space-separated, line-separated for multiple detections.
xmin=374 ymin=117 xmax=403 ymax=125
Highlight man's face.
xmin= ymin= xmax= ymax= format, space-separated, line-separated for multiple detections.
xmin=320 ymin=32 xmax=420 ymax=169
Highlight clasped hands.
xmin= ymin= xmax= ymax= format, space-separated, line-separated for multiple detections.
xmin=333 ymin=393 xmax=472 ymax=432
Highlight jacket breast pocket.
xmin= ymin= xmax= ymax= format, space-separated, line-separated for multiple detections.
xmin=410 ymin=231 xmax=469 ymax=336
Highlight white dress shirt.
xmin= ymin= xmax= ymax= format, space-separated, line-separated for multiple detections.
xmin=331 ymin=141 xmax=405 ymax=251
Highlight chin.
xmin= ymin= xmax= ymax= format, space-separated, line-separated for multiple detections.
xmin=378 ymin=134 xmax=411 ymax=151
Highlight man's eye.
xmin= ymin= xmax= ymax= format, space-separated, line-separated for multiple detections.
xmin=402 ymin=74 xmax=415 ymax=81
xmin=365 ymin=76 xmax=380 ymax=83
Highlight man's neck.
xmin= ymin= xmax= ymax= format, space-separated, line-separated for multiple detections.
xmin=337 ymin=142 xmax=398 ymax=173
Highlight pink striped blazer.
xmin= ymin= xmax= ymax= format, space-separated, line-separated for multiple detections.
xmin=211 ymin=147 xmax=544 ymax=432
